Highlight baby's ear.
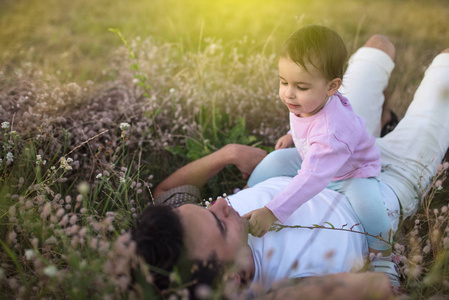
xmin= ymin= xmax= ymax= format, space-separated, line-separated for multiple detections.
xmin=327 ymin=78 xmax=342 ymax=96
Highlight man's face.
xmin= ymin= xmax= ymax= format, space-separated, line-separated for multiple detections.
xmin=176 ymin=197 xmax=249 ymax=261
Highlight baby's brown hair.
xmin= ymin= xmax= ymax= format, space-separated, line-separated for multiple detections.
xmin=280 ymin=25 xmax=347 ymax=81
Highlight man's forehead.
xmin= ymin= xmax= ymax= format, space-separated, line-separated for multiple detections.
xmin=175 ymin=204 xmax=223 ymax=259
xmin=176 ymin=204 xmax=224 ymax=235
xmin=175 ymin=203 xmax=204 ymax=215
xmin=175 ymin=204 xmax=211 ymax=232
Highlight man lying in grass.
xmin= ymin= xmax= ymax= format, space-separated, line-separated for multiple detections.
xmin=132 ymin=35 xmax=449 ymax=299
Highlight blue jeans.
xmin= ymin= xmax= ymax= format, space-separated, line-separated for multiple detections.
xmin=248 ymin=148 xmax=392 ymax=250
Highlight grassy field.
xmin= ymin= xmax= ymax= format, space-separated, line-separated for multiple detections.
xmin=1 ymin=0 xmax=449 ymax=299
xmin=2 ymin=0 xmax=449 ymax=115
xmin=1 ymin=0 xmax=449 ymax=112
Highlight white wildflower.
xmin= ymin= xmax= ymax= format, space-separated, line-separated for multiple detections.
xmin=30 ymin=237 xmax=39 ymax=248
xmin=443 ymin=237 xmax=449 ymax=247
xmin=6 ymin=152 xmax=13 ymax=162
xmin=77 ymin=182 xmax=90 ymax=194
xmin=119 ymin=122 xmax=131 ymax=131
xmin=79 ymin=260 xmax=87 ymax=270
xmin=79 ymin=227 xmax=87 ymax=238
xmin=25 ymin=249 xmax=35 ymax=260
xmin=1 ymin=122 xmax=10 ymax=129
xmin=8 ymin=277 xmax=18 ymax=290
xmin=56 ymin=208 xmax=65 ymax=218
xmin=409 ymin=266 xmax=422 ymax=279
xmin=8 ymin=205 xmax=16 ymax=218
xmin=43 ymin=265 xmax=58 ymax=277
xmin=106 ymin=211 xmax=116 ymax=218
xmin=169 ymin=88 xmax=176 ymax=93
xmin=89 ymin=238 xmax=98 ymax=250
xmin=412 ymin=255 xmax=423 ymax=263
xmin=45 ymin=235 xmax=58 ymax=245
xmin=25 ymin=200 xmax=33 ymax=209
xmin=41 ymin=202 xmax=52 ymax=219
xmin=117 ymin=275 xmax=130 ymax=291
xmin=8 ymin=230 xmax=17 ymax=243
xmin=96 ymin=173 xmax=103 ymax=179
xmin=59 ymin=157 xmax=73 ymax=171
xmin=60 ymin=215 xmax=69 ymax=227
xmin=195 ymin=284 xmax=212 ymax=299
xmin=209 ymin=43 xmax=217 ymax=54
xmin=69 ymin=215 xmax=77 ymax=225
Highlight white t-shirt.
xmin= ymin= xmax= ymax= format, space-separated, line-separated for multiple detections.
xmin=228 ymin=176 xmax=400 ymax=292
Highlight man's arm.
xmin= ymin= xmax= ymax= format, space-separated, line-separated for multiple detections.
xmin=258 ymin=272 xmax=394 ymax=300
xmin=153 ymin=144 xmax=267 ymax=198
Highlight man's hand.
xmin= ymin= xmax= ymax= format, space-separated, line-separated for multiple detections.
xmin=275 ymin=134 xmax=293 ymax=150
xmin=243 ymin=207 xmax=278 ymax=237
xmin=226 ymin=144 xmax=267 ymax=179
xmin=154 ymin=144 xmax=266 ymax=198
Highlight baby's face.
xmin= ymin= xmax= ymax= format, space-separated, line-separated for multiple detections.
xmin=278 ymin=57 xmax=332 ymax=118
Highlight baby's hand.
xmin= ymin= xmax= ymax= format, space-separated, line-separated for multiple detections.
xmin=275 ymin=134 xmax=293 ymax=150
xmin=242 ymin=207 xmax=278 ymax=237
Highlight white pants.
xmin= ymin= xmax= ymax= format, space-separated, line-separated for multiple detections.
xmin=341 ymin=48 xmax=449 ymax=218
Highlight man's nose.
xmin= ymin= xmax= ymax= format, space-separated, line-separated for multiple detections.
xmin=211 ymin=197 xmax=229 ymax=217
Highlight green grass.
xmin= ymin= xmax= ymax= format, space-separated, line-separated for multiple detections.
xmin=2 ymin=0 xmax=448 ymax=117
xmin=1 ymin=0 xmax=448 ymax=86
xmin=1 ymin=0 xmax=449 ymax=298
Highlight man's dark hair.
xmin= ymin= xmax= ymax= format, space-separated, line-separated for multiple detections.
xmin=132 ymin=204 xmax=225 ymax=298
xmin=132 ymin=205 xmax=184 ymax=290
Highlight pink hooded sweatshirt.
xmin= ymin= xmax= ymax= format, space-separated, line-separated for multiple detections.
xmin=266 ymin=92 xmax=381 ymax=223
